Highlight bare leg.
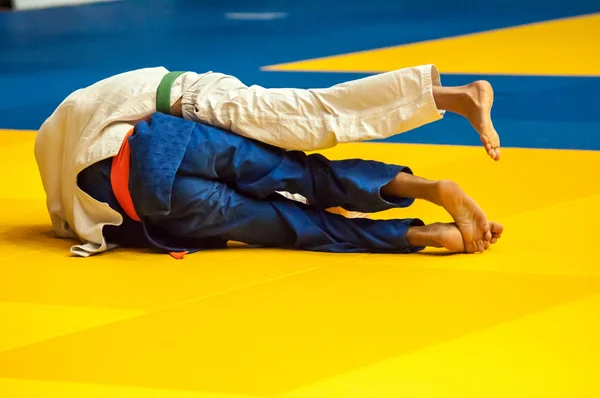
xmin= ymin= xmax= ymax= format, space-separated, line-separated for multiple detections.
xmin=381 ymin=172 xmax=501 ymax=253
xmin=433 ymin=81 xmax=501 ymax=161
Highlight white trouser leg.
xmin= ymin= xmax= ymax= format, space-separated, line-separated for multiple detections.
xmin=181 ymin=64 xmax=444 ymax=151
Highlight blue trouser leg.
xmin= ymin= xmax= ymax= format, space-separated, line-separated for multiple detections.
xmin=146 ymin=175 xmax=423 ymax=253
xmin=177 ymin=123 xmax=415 ymax=213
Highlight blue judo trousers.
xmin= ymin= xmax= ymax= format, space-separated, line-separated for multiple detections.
xmin=78 ymin=113 xmax=425 ymax=255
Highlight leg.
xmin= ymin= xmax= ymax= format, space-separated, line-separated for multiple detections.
xmin=177 ymin=120 xmax=414 ymax=214
xmin=176 ymin=118 xmax=502 ymax=250
xmin=149 ymin=176 xmax=503 ymax=254
xmin=179 ymin=66 xmax=500 ymax=159
xmin=181 ymin=66 xmax=444 ymax=151
xmin=148 ymin=175 xmax=423 ymax=253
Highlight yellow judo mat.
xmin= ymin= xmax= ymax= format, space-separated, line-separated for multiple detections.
xmin=1 ymin=129 xmax=599 ymax=398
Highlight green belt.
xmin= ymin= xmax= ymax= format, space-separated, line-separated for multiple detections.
xmin=156 ymin=71 xmax=186 ymax=115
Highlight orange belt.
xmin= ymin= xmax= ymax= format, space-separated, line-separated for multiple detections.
xmin=110 ymin=128 xmax=187 ymax=259
xmin=110 ymin=129 xmax=141 ymax=222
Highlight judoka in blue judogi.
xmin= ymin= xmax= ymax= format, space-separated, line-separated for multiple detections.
xmin=78 ymin=113 xmax=502 ymax=256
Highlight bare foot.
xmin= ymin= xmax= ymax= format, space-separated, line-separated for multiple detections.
xmin=465 ymin=81 xmax=501 ymax=161
xmin=433 ymin=81 xmax=500 ymax=160
xmin=407 ymin=222 xmax=502 ymax=253
xmin=436 ymin=180 xmax=490 ymax=253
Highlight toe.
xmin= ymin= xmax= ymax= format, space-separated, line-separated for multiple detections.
xmin=485 ymin=231 xmax=492 ymax=241
xmin=475 ymin=240 xmax=486 ymax=253
xmin=490 ymin=221 xmax=504 ymax=235
xmin=490 ymin=148 xmax=499 ymax=161
xmin=483 ymin=240 xmax=491 ymax=250
xmin=491 ymin=238 xmax=498 ymax=244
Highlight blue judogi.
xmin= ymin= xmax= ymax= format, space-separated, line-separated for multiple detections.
xmin=78 ymin=113 xmax=424 ymax=255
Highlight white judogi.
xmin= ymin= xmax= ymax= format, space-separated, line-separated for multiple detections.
xmin=34 ymin=65 xmax=444 ymax=257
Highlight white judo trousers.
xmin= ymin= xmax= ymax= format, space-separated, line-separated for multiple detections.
xmin=182 ymin=64 xmax=444 ymax=151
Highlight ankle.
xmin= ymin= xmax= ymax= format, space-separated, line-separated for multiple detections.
xmin=433 ymin=85 xmax=472 ymax=116
xmin=430 ymin=180 xmax=449 ymax=207
xmin=406 ymin=225 xmax=441 ymax=248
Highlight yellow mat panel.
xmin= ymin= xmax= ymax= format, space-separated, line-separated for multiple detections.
xmin=1 ymin=130 xmax=599 ymax=398
xmin=264 ymin=13 xmax=600 ymax=76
